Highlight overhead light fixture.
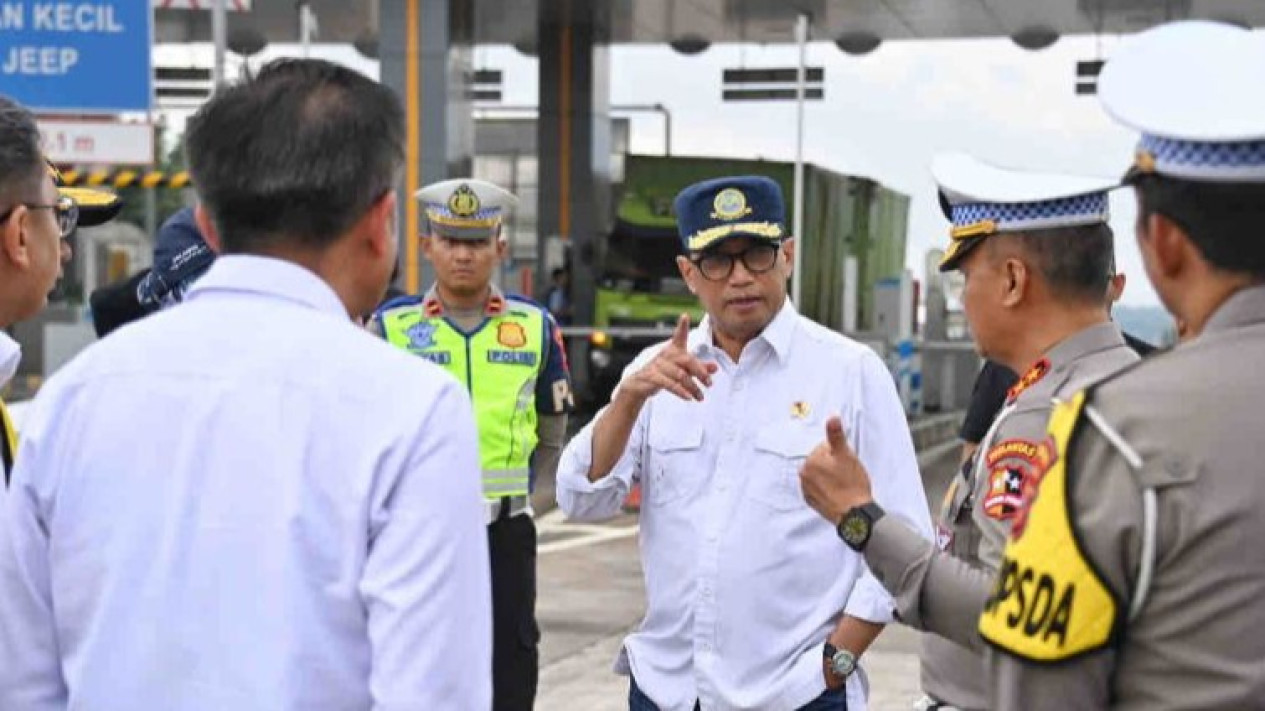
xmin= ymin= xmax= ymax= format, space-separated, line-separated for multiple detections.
xmin=834 ymin=32 xmax=882 ymax=56
xmin=513 ymin=39 xmax=537 ymax=57
xmin=227 ymin=27 xmax=267 ymax=57
xmin=1011 ymin=27 xmax=1060 ymax=51
xmin=353 ymin=29 xmax=379 ymax=59
xmin=669 ymin=34 xmax=710 ymax=55
xmin=1212 ymin=16 xmax=1250 ymax=30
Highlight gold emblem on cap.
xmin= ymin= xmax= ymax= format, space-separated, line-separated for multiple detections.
xmin=791 ymin=401 xmax=811 ymax=419
xmin=711 ymin=188 xmax=752 ymax=222
xmin=448 ymin=184 xmax=481 ymax=218
xmin=1134 ymin=150 xmax=1157 ymax=175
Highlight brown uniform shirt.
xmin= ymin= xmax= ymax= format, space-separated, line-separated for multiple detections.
xmin=984 ymin=287 xmax=1265 ymax=710
xmin=864 ymin=323 xmax=1138 ymax=709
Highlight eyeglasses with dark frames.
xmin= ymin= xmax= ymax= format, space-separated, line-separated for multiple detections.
xmin=691 ymin=241 xmax=782 ymax=281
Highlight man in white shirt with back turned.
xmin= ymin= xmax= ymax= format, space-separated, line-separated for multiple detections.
xmin=557 ymin=175 xmax=933 ymax=711
xmin=0 ymin=59 xmax=491 ymax=710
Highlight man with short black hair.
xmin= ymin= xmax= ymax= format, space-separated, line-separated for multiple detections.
xmin=0 ymin=95 xmax=120 ymax=482
xmin=0 ymin=61 xmax=491 ymax=710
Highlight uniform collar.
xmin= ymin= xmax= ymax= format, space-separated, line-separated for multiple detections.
xmin=185 ymin=255 xmax=348 ymax=318
xmin=1007 ymin=322 xmax=1126 ymax=403
xmin=1044 ymin=322 xmax=1128 ymax=369
xmin=421 ymin=283 xmax=506 ymax=317
xmin=690 ymin=297 xmax=797 ymax=364
xmin=1203 ymin=285 xmax=1265 ymax=336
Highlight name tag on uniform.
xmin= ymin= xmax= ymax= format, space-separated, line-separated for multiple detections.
xmin=488 ymin=350 xmax=537 ymax=367
xmin=417 ymin=351 xmax=452 ymax=365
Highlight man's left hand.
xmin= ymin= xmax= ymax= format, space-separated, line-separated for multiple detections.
xmin=800 ymin=416 xmax=874 ymax=525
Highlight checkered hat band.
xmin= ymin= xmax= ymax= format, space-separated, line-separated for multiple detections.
xmin=951 ymin=194 xmax=1109 ymax=232
xmin=1139 ymin=135 xmax=1265 ymax=182
xmin=426 ymin=206 xmax=503 ymax=221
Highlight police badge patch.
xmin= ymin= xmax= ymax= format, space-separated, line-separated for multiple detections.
xmin=497 ymin=322 xmax=528 ymax=349
xmin=406 ymin=321 xmax=438 ymax=350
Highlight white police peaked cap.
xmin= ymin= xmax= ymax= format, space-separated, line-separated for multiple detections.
xmin=932 ymin=152 xmax=1117 ymax=272
xmin=1099 ymin=21 xmax=1265 ymax=183
xmin=415 ymin=178 xmax=520 ymax=239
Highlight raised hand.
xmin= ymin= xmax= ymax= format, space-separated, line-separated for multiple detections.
xmin=621 ymin=314 xmax=719 ymax=403
xmin=800 ymin=416 xmax=875 ymax=524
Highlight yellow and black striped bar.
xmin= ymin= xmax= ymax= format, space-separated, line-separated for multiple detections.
xmin=56 ymin=169 xmax=193 ymax=190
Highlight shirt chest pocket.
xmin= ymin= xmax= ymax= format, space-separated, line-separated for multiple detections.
xmin=749 ymin=422 xmax=821 ymax=512
xmin=645 ymin=420 xmax=705 ymax=508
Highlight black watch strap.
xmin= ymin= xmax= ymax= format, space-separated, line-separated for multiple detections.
xmin=837 ymin=502 xmax=886 ymax=551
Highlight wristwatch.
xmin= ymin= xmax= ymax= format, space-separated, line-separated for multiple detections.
xmin=836 ymin=502 xmax=886 ymax=552
xmin=823 ymin=642 xmax=857 ymax=681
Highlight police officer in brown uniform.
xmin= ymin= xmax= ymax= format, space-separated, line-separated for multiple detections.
xmin=796 ymin=151 xmax=1140 ymax=711
xmin=918 ymin=154 xmax=1141 ymax=711
xmin=978 ymin=20 xmax=1265 ymax=709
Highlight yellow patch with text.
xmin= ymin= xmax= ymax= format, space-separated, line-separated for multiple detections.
xmin=979 ymin=391 xmax=1119 ymax=662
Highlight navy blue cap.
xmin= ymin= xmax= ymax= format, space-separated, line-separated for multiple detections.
xmin=138 ymin=207 xmax=215 ymax=308
xmin=673 ymin=176 xmax=786 ymax=253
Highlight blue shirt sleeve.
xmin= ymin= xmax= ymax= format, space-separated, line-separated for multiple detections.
xmin=536 ymin=313 xmax=573 ymax=415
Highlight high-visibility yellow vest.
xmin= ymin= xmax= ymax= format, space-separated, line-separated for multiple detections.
xmin=381 ymin=301 xmax=545 ymax=500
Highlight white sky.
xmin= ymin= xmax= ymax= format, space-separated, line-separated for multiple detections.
xmin=159 ymin=33 xmax=1161 ymax=306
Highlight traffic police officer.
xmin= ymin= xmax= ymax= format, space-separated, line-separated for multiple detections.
xmin=799 ymin=152 xmax=1140 ymax=710
xmin=369 ymin=178 xmax=572 ymax=711
xmin=980 ymin=21 xmax=1265 ymax=709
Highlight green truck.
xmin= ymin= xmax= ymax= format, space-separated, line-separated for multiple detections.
xmin=577 ymin=154 xmax=910 ymax=410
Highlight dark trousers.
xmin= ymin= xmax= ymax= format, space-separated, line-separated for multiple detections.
xmin=629 ymin=676 xmax=847 ymax=711
xmin=490 ymin=512 xmax=539 ymax=711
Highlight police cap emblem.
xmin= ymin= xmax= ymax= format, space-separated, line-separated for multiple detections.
xmin=448 ymin=184 xmax=481 ymax=218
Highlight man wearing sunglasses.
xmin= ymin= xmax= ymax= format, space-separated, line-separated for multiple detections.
xmin=0 ymin=95 xmax=120 ymax=485
xmin=557 ymin=175 xmax=932 ymax=710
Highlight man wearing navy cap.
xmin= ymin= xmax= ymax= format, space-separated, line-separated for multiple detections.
xmin=798 ymin=151 xmax=1140 ymax=711
xmin=0 ymin=95 xmax=121 ymax=484
xmin=557 ymin=175 xmax=932 ymax=710
xmin=370 ymin=178 xmax=572 ymax=711
xmin=88 ymin=207 xmax=217 ymax=337
xmin=973 ymin=21 xmax=1265 ymax=708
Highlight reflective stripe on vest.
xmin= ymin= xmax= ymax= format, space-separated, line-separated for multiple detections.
xmin=0 ymin=399 xmax=15 ymax=487
xmin=382 ymin=304 xmax=545 ymax=501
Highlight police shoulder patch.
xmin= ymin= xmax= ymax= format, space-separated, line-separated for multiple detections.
xmin=979 ymin=390 xmax=1120 ymax=662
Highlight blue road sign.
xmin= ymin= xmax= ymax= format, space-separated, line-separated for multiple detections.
xmin=0 ymin=1 xmax=152 ymax=113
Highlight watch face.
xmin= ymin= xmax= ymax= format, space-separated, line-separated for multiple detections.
xmin=840 ymin=513 xmax=870 ymax=546
xmin=831 ymin=649 xmax=857 ymax=677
